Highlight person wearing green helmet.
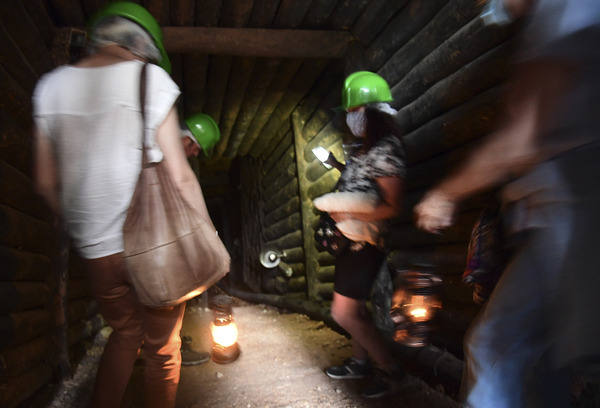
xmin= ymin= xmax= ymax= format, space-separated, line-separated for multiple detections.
xmin=322 ymin=71 xmax=408 ymax=398
xmin=32 ymin=2 xmax=217 ymax=407
xmin=181 ymin=113 xmax=221 ymax=158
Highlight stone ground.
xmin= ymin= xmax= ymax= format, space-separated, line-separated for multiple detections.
xmin=47 ymin=299 xmax=460 ymax=408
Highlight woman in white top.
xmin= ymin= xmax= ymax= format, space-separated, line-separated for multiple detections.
xmin=33 ymin=4 xmax=207 ymax=407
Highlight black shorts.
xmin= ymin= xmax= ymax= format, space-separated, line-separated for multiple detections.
xmin=334 ymin=245 xmax=385 ymax=300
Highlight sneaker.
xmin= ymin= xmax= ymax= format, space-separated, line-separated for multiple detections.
xmin=181 ymin=335 xmax=210 ymax=366
xmin=361 ymin=368 xmax=406 ymax=399
xmin=325 ymin=358 xmax=371 ymax=380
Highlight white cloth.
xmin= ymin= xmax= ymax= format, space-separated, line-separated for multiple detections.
xmin=33 ymin=61 xmax=180 ymax=259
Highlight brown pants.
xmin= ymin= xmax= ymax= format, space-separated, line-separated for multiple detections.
xmin=85 ymin=253 xmax=185 ymax=408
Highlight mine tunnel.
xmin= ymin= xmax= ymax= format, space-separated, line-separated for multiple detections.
xmin=2 ymin=1 xmax=598 ymax=407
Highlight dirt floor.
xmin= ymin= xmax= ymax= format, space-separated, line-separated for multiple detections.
xmin=47 ymin=298 xmax=460 ymax=408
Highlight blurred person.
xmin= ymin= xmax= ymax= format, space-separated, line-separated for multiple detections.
xmin=178 ymin=113 xmax=221 ymax=366
xmin=414 ymin=1 xmax=600 ymax=406
xmin=32 ymin=3 xmax=213 ymax=407
xmin=323 ymin=71 xmax=407 ymax=398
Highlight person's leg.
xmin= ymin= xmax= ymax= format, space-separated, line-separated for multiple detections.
xmin=331 ymin=292 xmax=396 ymax=373
xmin=464 ymin=210 xmax=570 ymax=408
xmin=85 ymin=254 xmax=145 ymax=408
xmin=142 ymin=302 xmax=186 ymax=408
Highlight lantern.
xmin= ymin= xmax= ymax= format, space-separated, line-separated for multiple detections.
xmin=210 ymin=295 xmax=240 ymax=364
xmin=390 ymin=265 xmax=443 ymax=347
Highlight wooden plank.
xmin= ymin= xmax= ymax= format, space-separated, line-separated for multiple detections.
xmin=272 ymin=0 xmax=312 ymax=28
xmin=0 ymin=20 xmax=39 ymax=94
xmin=171 ymin=0 xmax=195 ymax=25
xmin=0 ymin=160 xmax=53 ymax=222
xmin=261 ymin=122 xmax=291 ymax=163
xmin=366 ymin=0 xmax=447 ymax=70
xmin=402 ymin=86 xmax=504 ymax=165
xmin=162 ymin=27 xmax=355 ymax=58
xmin=249 ymin=59 xmax=328 ymax=157
xmin=392 ymin=16 xmax=515 ymax=109
xmin=46 ymin=0 xmax=86 ymax=26
xmin=264 ymin=230 xmax=303 ymax=251
xmin=379 ymin=0 xmax=484 ymax=86
xmin=263 ymin=129 xmax=292 ymax=172
xmin=0 ymin=204 xmax=53 ymax=255
xmin=0 ymin=336 xmax=50 ymax=379
xmin=263 ymin=195 xmax=300 ymax=226
xmin=81 ymin=0 xmax=110 ymax=20
xmin=239 ymin=156 xmax=264 ymax=291
xmin=0 ymin=282 xmax=50 ymax=313
xmin=144 ymin=0 xmax=170 ymax=25
xmin=301 ymin=0 xmax=339 ymax=28
xmin=327 ymin=0 xmax=370 ymax=30
xmin=220 ymin=0 xmax=253 ymax=27
xmin=262 ymin=212 xmax=301 ymax=242
xmin=202 ymin=55 xmax=232 ymax=126
xmin=0 ymin=363 xmax=52 ymax=408
xmin=264 ymin=178 xmax=299 ymax=213
xmin=22 ymin=0 xmax=57 ymax=49
xmin=0 ymin=246 xmax=50 ymax=282
xmin=248 ymin=0 xmax=280 ymax=27
xmin=0 ymin=65 xmax=33 ymax=132
xmin=0 ymin=309 xmax=52 ymax=348
xmin=182 ymin=54 xmax=209 ymax=116
xmin=225 ymin=58 xmax=281 ymax=157
xmin=239 ymin=59 xmax=303 ymax=156
xmin=213 ymin=57 xmax=256 ymax=158
xmin=351 ymin=0 xmax=409 ymax=45
xmin=292 ymin=111 xmax=320 ymax=300
xmin=395 ymin=41 xmax=512 ymax=132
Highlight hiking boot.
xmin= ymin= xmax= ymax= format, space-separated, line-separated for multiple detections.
xmin=361 ymin=367 xmax=407 ymax=399
xmin=325 ymin=357 xmax=371 ymax=380
xmin=181 ymin=335 xmax=210 ymax=366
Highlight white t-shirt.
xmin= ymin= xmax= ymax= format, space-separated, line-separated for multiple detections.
xmin=33 ymin=60 xmax=180 ymax=259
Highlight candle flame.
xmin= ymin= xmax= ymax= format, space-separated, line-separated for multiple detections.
xmin=410 ymin=307 xmax=428 ymax=319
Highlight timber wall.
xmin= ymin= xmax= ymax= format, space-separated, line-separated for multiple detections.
xmin=0 ymin=4 xmax=103 ymax=407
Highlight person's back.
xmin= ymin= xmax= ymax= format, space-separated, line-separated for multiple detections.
xmin=34 ymin=59 xmax=177 ymax=258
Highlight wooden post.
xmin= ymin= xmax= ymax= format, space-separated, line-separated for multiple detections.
xmin=292 ymin=111 xmax=320 ymax=300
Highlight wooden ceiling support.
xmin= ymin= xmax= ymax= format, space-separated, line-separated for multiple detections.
xmin=162 ymin=27 xmax=354 ymax=58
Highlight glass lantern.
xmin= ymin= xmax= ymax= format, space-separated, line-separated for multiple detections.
xmin=210 ymin=295 xmax=240 ymax=364
xmin=390 ymin=265 xmax=443 ymax=347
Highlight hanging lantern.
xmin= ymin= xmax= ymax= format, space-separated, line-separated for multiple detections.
xmin=390 ymin=265 xmax=443 ymax=347
xmin=210 ymin=295 xmax=240 ymax=364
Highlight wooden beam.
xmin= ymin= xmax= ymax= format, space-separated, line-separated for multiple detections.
xmin=162 ymin=27 xmax=354 ymax=58
xmin=379 ymin=0 xmax=485 ymax=86
xmin=366 ymin=0 xmax=447 ymax=70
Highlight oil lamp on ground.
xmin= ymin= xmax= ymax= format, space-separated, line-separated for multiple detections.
xmin=390 ymin=264 xmax=443 ymax=347
xmin=210 ymin=295 xmax=240 ymax=364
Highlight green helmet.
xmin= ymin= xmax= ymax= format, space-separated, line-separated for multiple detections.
xmin=89 ymin=1 xmax=171 ymax=73
xmin=185 ymin=113 xmax=221 ymax=157
xmin=341 ymin=71 xmax=392 ymax=111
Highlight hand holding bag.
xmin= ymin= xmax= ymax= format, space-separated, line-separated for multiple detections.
xmin=123 ymin=63 xmax=230 ymax=308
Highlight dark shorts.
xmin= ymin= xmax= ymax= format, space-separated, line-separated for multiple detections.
xmin=334 ymin=245 xmax=385 ymax=300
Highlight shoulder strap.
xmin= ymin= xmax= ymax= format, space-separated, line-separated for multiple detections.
xmin=139 ymin=63 xmax=149 ymax=162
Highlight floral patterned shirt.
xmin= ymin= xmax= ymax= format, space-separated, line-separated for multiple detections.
xmin=338 ymin=135 xmax=406 ymax=198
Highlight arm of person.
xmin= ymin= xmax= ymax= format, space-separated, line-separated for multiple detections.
xmin=331 ymin=176 xmax=403 ymax=222
xmin=33 ymin=126 xmax=60 ymax=215
xmin=155 ymin=107 xmax=215 ymax=229
xmin=415 ymin=60 xmax=574 ymax=232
